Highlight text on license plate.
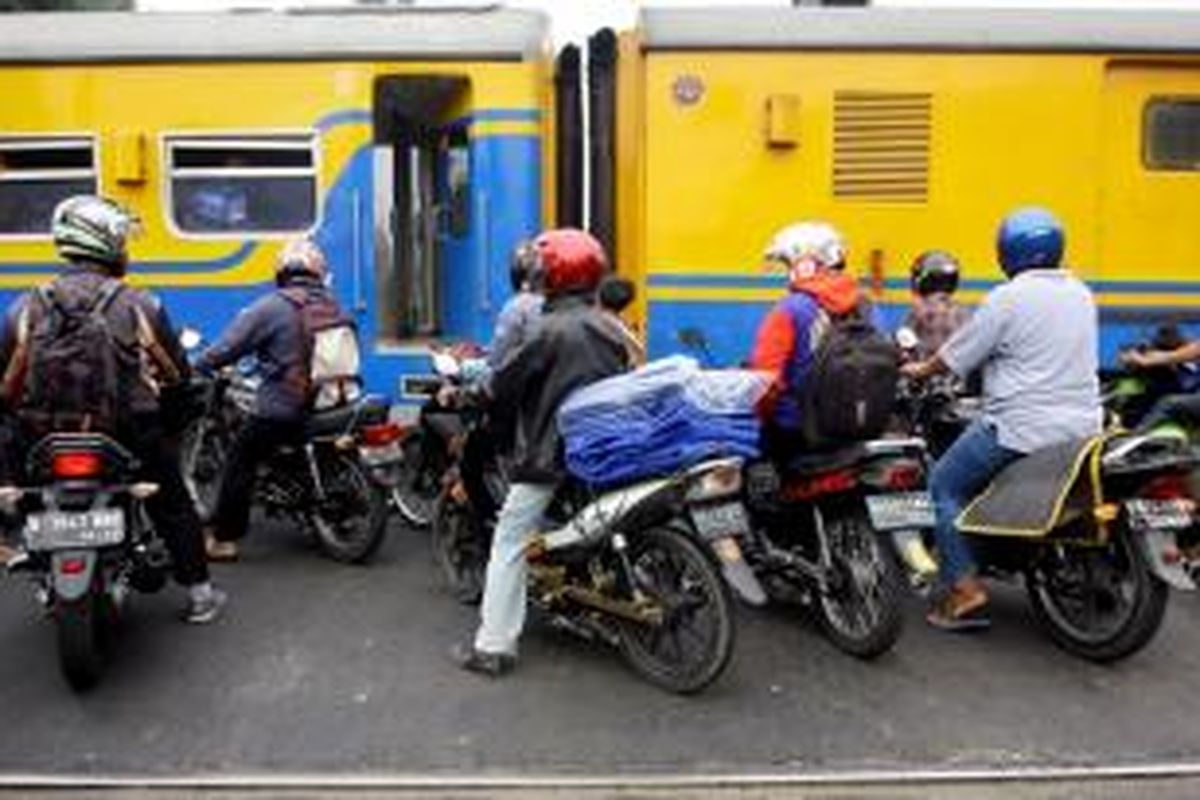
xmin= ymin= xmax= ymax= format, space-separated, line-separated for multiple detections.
xmin=691 ymin=502 xmax=750 ymax=540
xmin=23 ymin=509 xmax=126 ymax=551
xmin=866 ymin=492 xmax=935 ymax=531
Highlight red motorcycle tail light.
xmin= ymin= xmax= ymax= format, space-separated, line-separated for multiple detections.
xmin=59 ymin=557 xmax=87 ymax=575
xmin=52 ymin=452 xmax=103 ymax=479
xmin=878 ymin=461 xmax=923 ymax=491
xmin=782 ymin=468 xmax=857 ymax=501
xmin=1142 ymin=474 xmax=1189 ymax=501
xmin=361 ymin=423 xmax=403 ymax=447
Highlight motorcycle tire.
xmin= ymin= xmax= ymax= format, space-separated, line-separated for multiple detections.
xmin=616 ymin=525 xmax=735 ymax=695
xmin=309 ymin=454 xmax=390 ymax=565
xmin=391 ymin=431 xmax=436 ymax=530
xmin=814 ymin=507 xmax=905 ymax=660
xmin=430 ymin=495 xmax=489 ymax=606
xmin=55 ymin=589 xmax=110 ymax=692
xmin=1026 ymin=525 xmax=1168 ymax=663
xmin=180 ymin=419 xmax=226 ymax=522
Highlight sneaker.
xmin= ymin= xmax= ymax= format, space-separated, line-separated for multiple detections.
xmin=451 ymin=642 xmax=516 ymax=678
xmin=184 ymin=587 xmax=227 ymax=625
xmin=926 ymin=577 xmax=991 ymax=632
xmin=204 ymin=534 xmax=239 ymax=563
xmin=0 ymin=543 xmax=18 ymax=569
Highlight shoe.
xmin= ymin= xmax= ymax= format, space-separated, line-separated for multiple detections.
xmin=205 ymin=534 xmax=239 ymax=563
xmin=0 ymin=543 xmax=18 ymax=568
xmin=183 ymin=587 xmax=227 ymax=625
xmin=451 ymin=642 xmax=515 ymax=677
xmin=926 ymin=577 xmax=991 ymax=632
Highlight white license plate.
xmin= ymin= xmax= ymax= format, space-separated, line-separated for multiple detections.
xmin=1126 ymin=499 xmax=1196 ymax=531
xmin=691 ymin=502 xmax=750 ymax=540
xmin=866 ymin=492 xmax=935 ymax=531
xmin=23 ymin=509 xmax=125 ymax=552
xmin=359 ymin=441 xmax=403 ymax=467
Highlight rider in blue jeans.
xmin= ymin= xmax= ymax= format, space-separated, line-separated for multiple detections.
xmin=901 ymin=208 xmax=1102 ymax=631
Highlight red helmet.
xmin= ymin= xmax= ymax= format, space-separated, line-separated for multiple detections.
xmin=535 ymin=229 xmax=607 ymax=296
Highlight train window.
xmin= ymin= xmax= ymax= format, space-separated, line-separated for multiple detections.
xmin=165 ymin=134 xmax=317 ymax=234
xmin=1145 ymin=99 xmax=1200 ymax=171
xmin=0 ymin=137 xmax=96 ymax=236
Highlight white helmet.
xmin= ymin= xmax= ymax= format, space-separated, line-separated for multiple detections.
xmin=275 ymin=237 xmax=328 ymax=284
xmin=52 ymin=195 xmax=135 ymax=270
xmin=764 ymin=222 xmax=846 ymax=281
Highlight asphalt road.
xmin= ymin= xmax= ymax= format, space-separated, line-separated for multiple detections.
xmin=2 ymin=514 xmax=1200 ymax=782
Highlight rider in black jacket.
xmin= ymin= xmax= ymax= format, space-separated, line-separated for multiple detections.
xmin=453 ymin=229 xmax=630 ymax=677
xmin=0 ymin=195 xmax=224 ymax=623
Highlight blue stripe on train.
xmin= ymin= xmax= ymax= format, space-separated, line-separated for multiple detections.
xmin=646 ymin=298 xmax=1200 ymax=369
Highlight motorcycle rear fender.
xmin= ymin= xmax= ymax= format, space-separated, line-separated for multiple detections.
xmin=51 ymin=550 xmax=98 ymax=603
xmin=542 ymin=477 xmax=676 ymax=551
xmin=1134 ymin=528 xmax=1196 ymax=591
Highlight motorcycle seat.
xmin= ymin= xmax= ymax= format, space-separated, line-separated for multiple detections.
xmin=304 ymin=400 xmax=388 ymax=438
xmin=783 ymin=444 xmax=868 ymax=477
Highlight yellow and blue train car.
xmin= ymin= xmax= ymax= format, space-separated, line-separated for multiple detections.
xmin=607 ymin=7 xmax=1200 ymax=366
xmin=0 ymin=8 xmax=554 ymax=400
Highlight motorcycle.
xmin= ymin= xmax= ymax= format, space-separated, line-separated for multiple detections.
xmin=522 ymin=457 xmax=746 ymax=694
xmin=676 ymin=326 xmax=918 ymax=659
xmin=741 ymin=440 xmax=925 ymax=659
xmin=1 ymin=433 xmax=169 ymax=690
xmin=894 ymin=332 xmax=1197 ymax=662
xmin=178 ymin=335 xmax=401 ymax=564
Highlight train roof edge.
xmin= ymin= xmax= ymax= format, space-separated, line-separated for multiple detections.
xmin=639 ymin=6 xmax=1200 ymax=54
xmin=0 ymin=7 xmax=549 ymax=64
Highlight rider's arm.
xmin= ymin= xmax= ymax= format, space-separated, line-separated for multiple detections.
xmin=138 ymin=294 xmax=191 ymax=385
xmin=196 ymin=298 xmax=272 ymax=372
xmin=1126 ymin=340 xmax=1200 ymax=369
xmin=936 ymin=291 xmax=1004 ymax=379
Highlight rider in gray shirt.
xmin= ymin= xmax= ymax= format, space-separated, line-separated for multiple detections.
xmin=901 ymin=207 xmax=1101 ymax=631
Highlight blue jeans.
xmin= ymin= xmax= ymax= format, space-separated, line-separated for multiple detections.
xmin=474 ymin=482 xmax=556 ymax=656
xmin=929 ymin=420 xmax=1021 ymax=587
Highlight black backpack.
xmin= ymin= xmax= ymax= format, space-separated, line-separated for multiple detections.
xmin=19 ymin=279 xmax=130 ymax=436
xmin=799 ymin=305 xmax=899 ymax=449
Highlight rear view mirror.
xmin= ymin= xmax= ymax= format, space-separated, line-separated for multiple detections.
xmin=180 ymin=327 xmax=203 ymax=351
xmin=895 ymin=327 xmax=920 ymax=352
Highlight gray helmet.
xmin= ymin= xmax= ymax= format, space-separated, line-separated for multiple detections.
xmin=51 ymin=195 xmax=134 ymax=268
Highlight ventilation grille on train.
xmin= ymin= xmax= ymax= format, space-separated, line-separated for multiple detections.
xmin=833 ymin=91 xmax=931 ymax=202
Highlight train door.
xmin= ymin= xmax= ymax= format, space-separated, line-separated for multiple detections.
xmin=371 ymin=76 xmax=483 ymax=357
xmin=1100 ymin=64 xmax=1200 ymax=312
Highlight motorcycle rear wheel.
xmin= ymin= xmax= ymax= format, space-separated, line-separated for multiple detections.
xmin=616 ymin=525 xmax=735 ymax=695
xmin=814 ymin=507 xmax=905 ymax=660
xmin=1027 ymin=526 xmax=1168 ymax=663
xmin=56 ymin=589 xmax=110 ymax=692
xmin=431 ymin=495 xmax=489 ymax=606
xmin=309 ymin=454 xmax=389 ymax=564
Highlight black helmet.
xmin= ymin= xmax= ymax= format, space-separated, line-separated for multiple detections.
xmin=510 ymin=239 xmax=539 ymax=292
xmin=910 ymin=250 xmax=960 ymax=296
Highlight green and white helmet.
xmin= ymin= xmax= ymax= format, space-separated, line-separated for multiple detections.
xmin=51 ymin=195 xmax=134 ymax=267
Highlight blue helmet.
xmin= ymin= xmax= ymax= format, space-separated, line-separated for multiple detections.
xmin=996 ymin=207 xmax=1064 ymax=277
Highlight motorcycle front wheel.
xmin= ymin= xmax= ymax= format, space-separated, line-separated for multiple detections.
xmin=1026 ymin=525 xmax=1168 ymax=663
xmin=309 ymin=454 xmax=390 ymax=564
xmin=814 ymin=506 xmax=905 ymax=660
xmin=616 ymin=525 xmax=735 ymax=695
xmin=430 ymin=494 xmax=489 ymax=605
xmin=180 ymin=420 xmax=226 ymax=522
xmin=390 ymin=430 xmax=437 ymax=530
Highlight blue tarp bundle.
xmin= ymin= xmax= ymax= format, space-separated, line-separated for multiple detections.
xmin=558 ymin=356 xmax=769 ymax=486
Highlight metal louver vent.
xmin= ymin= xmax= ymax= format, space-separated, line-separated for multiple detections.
xmin=833 ymin=91 xmax=931 ymax=202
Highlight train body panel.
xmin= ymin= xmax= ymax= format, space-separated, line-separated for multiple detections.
xmin=616 ymin=8 xmax=1200 ymax=367
xmin=0 ymin=9 xmax=553 ymax=401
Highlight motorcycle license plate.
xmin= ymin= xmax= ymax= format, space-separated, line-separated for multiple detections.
xmin=23 ymin=509 xmax=125 ymax=552
xmin=1126 ymin=499 xmax=1195 ymax=531
xmin=359 ymin=441 xmax=403 ymax=467
xmin=691 ymin=502 xmax=750 ymax=540
xmin=866 ymin=492 xmax=935 ymax=531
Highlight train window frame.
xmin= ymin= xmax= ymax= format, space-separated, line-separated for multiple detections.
xmin=161 ymin=130 xmax=322 ymax=239
xmin=0 ymin=134 xmax=99 ymax=241
xmin=1143 ymin=97 xmax=1200 ymax=172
